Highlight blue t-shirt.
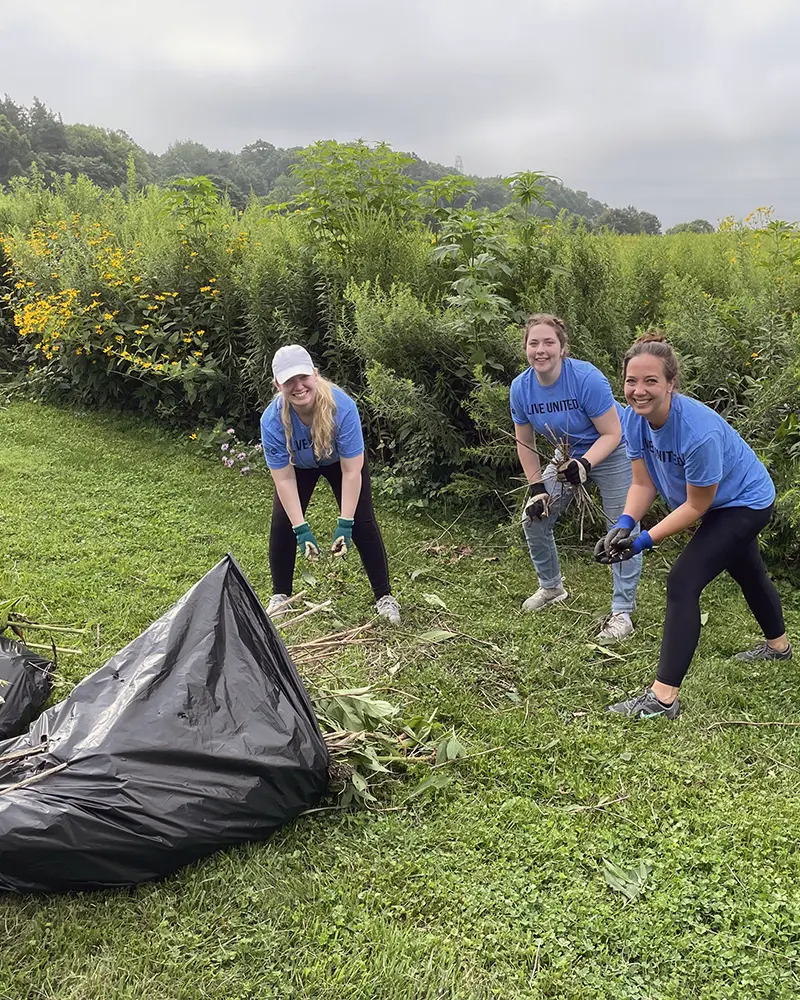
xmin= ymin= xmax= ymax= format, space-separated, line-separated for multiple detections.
xmin=509 ymin=358 xmax=623 ymax=458
xmin=623 ymin=394 xmax=774 ymax=511
xmin=261 ymin=385 xmax=364 ymax=470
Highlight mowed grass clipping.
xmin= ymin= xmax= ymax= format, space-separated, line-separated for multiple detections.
xmin=1 ymin=400 xmax=799 ymax=1000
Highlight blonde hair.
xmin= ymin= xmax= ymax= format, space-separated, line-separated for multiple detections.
xmin=623 ymin=331 xmax=680 ymax=387
xmin=522 ymin=313 xmax=570 ymax=355
xmin=278 ymin=374 xmax=337 ymax=464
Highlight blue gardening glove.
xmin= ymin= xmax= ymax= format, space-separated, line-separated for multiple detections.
xmin=559 ymin=456 xmax=591 ymax=486
xmin=598 ymin=528 xmax=653 ymax=564
xmin=522 ymin=481 xmax=551 ymax=523
xmin=331 ymin=516 xmax=354 ymax=557
xmin=293 ymin=522 xmax=320 ymax=561
xmin=594 ymin=514 xmax=635 ymax=562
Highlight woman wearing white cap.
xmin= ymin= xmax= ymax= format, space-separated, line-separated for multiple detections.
xmin=260 ymin=344 xmax=400 ymax=623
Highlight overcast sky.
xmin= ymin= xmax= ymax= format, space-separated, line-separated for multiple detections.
xmin=3 ymin=0 xmax=799 ymax=226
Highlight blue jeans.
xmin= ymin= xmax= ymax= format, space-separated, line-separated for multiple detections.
xmin=522 ymin=443 xmax=643 ymax=614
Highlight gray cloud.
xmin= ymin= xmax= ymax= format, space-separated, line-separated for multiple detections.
xmin=2 ymin=0 xmax=799 ymax=225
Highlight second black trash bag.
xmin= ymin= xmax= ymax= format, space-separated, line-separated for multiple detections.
xmin=0 ymin=555 xmax=329 ymax=893
xmin=0 ymin=636 xmax=54 ymax=741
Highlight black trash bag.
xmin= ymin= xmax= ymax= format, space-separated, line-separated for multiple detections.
xmin=0 ymin=636 xmax=54 ymax=741
xmin=0 ymin=555 xmax=329 ymax=893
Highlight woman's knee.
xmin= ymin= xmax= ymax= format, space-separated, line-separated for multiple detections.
xmin=665 ymin=560 xmax=704 ymax=603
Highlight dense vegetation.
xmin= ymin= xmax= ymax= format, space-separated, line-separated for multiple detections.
xmin=0 ymin=136 xmax=798 ymax=564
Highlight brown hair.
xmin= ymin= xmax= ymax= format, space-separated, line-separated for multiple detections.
xmin=623 ymin=331 xmax=680 ymax=386
xmin=522 ymin=313 xmax=569 ymax=355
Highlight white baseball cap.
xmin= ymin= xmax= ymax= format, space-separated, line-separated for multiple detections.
xmin=272 ymin=344 xmax=315 ymax=384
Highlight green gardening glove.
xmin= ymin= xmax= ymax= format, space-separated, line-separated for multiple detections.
xmin=331 ymin=517 xmax=354 ymax=557
xmin=293 ymin=522 xmax=320 ymax=561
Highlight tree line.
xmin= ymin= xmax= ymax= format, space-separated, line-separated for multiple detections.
xmin=0 ymin=95 xmax=714 ymax=235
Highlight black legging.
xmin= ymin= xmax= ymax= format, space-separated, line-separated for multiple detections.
xmin=269 ymin=459 xmax=391 ymax=600
xmin=657 ymin=504 xmax=785 ymax=687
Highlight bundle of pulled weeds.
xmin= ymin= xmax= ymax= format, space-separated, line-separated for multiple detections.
xmin=273 ymin=594 xmax=465 ymax=808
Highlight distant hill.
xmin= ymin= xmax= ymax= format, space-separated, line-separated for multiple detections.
xmin=0 ymin=95 xmax=659 ymax=230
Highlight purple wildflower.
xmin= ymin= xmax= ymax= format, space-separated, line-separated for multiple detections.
xmin=223 ymin=457 xmax=234 ymax=468
xmin=236 ymin=452 xmax=246 ymax=461
xmin=227 ymin=428 xmax=235 ymax=435
xmin=240 ymin=466 xmax=250 ymax=476
xmin=221 ymin=443 xmax=230 ymax=452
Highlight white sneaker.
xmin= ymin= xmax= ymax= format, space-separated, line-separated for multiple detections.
xmin=521 ymin=586 xmax=569 ymax=612
xmin=267 ymin=593 xmax=290 ymax=616
xmin=597 ymin=612 xmax=634 ymax=644
xmin=375 ymin=594 xmax=401 ymax=624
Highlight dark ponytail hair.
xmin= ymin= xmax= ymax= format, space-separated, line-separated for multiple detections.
xmin=623 ymin=331 xmax=680 ymax=387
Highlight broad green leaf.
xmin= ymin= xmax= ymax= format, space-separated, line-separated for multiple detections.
xmin=405 ymin=772 xmax=451 ymax=801
xmin=0 ymin=597 xmax=22 ymax=631
xmin=422 ymin=592 xmax=448 ymax=610
xmin=602 ymin=858 xmax=653 ymax=902
xmin=417 ymin=629 xmax=457 ymax=643
xmin=435 ymin=734 xmax=465 ymax=764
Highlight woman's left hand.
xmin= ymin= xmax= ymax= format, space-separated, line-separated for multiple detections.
xmin=596 ymin=530 xmax=653 ymax=563
xmin=559 ymin=456 xmax=591 ymax=485
xmin=331 ymin=517 xmax=355 ymax=557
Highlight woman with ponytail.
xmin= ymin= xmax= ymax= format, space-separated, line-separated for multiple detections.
xmin=260 ymin=344 xmax=400 ymax=623
xmin=596 ymin=333 xmax=791 ymax=720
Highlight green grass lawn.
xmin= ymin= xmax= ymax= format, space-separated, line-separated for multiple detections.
xmin=1 ymin=400 xmax=799 ymax=1000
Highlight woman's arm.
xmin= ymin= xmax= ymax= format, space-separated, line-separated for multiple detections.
xmin=339 ymin=453 xmax=364 ymax=519
xmin=647 ymin=482 xmax=718 ymax=545
xmin=515 ymin=422 xmax=542 ymax=482
xmin=622 ymin=458 xmax=659 ymax=522
xmin=581 ymin=406 xmax=622 ymax=468
xmin=270 ymin=465 xmax=304 ymax=525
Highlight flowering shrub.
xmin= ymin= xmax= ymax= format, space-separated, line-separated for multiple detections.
xmin=0 ymin=206 xmax=247 ymax=423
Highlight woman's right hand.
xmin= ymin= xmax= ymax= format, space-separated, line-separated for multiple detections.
xmin=522 ymin=481 xmax=550 ymax=522
xmin=292 ymin=522 xmax=320 ymax=561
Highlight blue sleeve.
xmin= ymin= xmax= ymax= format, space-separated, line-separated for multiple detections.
xmin=580 ymin=366 xmax=616 ymax=419
xmin=261 ymin=405 xmax=290 ymax=470
xmin=684 ymin=433 xmax=724 ymax=488
xmin=623 ymin=408 xmax=643 ymax=459
xmin=336 ymin=396 xmax=365 ymax=458
xmin=510 ymin=379 xmax=528 ymax=425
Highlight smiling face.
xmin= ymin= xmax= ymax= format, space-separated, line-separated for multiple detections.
xmin=277 ymin=371 xmax=318 ymax=413
xmin=624 ymin=354 xmax=675 ymax=426
xmin=525 ymin=323 xmax=565 ymax=383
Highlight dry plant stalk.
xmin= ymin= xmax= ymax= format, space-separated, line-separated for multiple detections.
xmin=277 ymin=600 xmax=333 ymax=629
xmin=0 ymin=761 xmax=68 ymax=795
xmin=543 ymin=423 xmax=609 ymax=541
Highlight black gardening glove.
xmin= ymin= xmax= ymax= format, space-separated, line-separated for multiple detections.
xmin=522 ymin=481 xmax=551 ymax=523
xmin=594 ymin=515 xmax=635 ymax=564
xmin=559 ymin=456 xmax=591 ymax=486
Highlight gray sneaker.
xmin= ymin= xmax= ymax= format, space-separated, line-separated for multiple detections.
xmin=266 ymin=593 xmax=290 ymax=616
xmin=521 ymin=586 xmax=569 ymax=612
xmin=597 ymin=612 xmax=634 ymax=644
xmin=735 ymin=641 xmax=792 ymax=662
xmin=375 ymin=594 xmax=401 ymax=624
xmin=606 ymin=687 xmax=681 ymax=720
